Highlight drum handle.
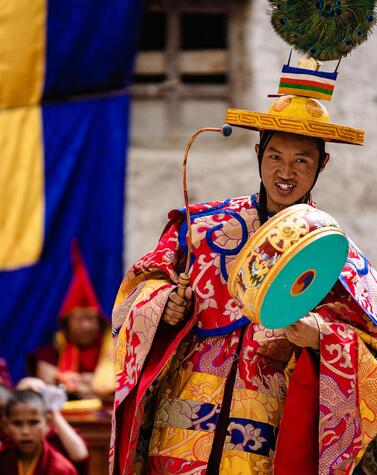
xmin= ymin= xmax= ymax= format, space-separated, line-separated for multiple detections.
xmin=178 ymin=124 xmax=232 ymax=298
xmin=177 ymin=272 xmax=191 ymax=298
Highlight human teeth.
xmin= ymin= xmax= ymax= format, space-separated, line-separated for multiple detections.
xmin=277 ymin=183 xmax=294 ymax=190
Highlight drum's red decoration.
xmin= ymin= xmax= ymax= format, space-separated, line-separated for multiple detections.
xmin=291 ymin=269 xmax=316 ymax=295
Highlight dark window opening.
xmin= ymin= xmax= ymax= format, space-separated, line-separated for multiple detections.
xmin=138 ymin=12 xmax=166 ymax=51
xmin=134 ymin=74 xmax=167 ymax=84
xmin=180 ymin=13 xmax=227 ymax=50
xmin=181 ymin=74 xmax=227 ymax=84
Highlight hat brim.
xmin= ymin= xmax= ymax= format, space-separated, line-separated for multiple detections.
xmin=226 ymin=109 xmax=364 ymax=145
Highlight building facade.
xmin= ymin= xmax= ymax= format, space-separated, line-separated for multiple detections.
xmin=126 ymin=0 xmax=377 ymax=268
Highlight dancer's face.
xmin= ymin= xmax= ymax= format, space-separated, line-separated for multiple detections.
xmin=256 ymin=132 xmax=329 ymax=213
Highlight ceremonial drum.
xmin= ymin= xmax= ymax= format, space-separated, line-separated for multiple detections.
xmin=227 ymin=204 xmax=349 ymax=329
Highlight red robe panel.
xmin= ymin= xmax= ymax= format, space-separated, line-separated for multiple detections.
xmin=0 ymin=439 xmax=77 ymax=475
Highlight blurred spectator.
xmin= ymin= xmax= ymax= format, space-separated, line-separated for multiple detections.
xmin=0 ymin=385 xmax=12 ymax=419
xmin=0 ymin=384 xmax=12 ymax=443
xmin=28 ymin=244 xmax=114 ymax=401
xmin=0 ymin=389 xmax=77 ymax=474
xmin=16 ymin=377 xmax=89 ymax=475
xmin=0 ymin=358 xmax=12 ymax=389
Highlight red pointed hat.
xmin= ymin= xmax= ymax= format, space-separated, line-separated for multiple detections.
xmin=59 ymin=240 xmax=104 ymax=318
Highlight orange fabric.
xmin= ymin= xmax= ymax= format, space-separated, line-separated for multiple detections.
xmin=17 ymin=451 xmax=39 ymax=475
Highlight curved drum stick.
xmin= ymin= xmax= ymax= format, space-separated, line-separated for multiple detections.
xmin=177 ymin=124 xmax=233 ymax=298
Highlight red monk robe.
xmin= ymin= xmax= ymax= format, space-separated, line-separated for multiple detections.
xmin=31 ymin=336 xmax=102 ymax=378
xmin=47 ymin=429 xmax=89 ymax=475
xmin=0 ymin=439 xmax=77 ymax=475
xmin=0 ymin=430 xmax=88 ymax=475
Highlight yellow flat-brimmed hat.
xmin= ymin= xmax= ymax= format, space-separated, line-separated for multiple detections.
xmin=225 ymin=94 xmax=364 ymax=145
xmin=229 ymin=0 xmax=376 ymax=146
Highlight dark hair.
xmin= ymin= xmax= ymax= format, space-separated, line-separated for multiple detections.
xmin=256 ymin=131 xmax=327 ymax=225
xmin=4 ymin=389 xmax=46 ymax=417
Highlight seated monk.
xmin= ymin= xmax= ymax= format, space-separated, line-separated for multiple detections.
xmin=28 ymin=245 xmax=114 ymax=401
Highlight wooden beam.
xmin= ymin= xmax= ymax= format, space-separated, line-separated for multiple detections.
xmin=134 ymin=52 xmax=165 ymax=75
xmin=144 ymin=0 xmax=236 ymax=13
xmin=134 ymin=50 xmax=227 ymax=75
xmin=131 ymin=84 xmax=169 ymax=97
xmin=181 ymin=50 xmax=227 ymax=74
xmin=179 ymin=84 xmax=228 ymax=98
xmin=131 ymin=83 xmax=228 ymax=99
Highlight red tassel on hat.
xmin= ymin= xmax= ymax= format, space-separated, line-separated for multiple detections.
xmin=59 ymin=239 xmax=103 ymax=318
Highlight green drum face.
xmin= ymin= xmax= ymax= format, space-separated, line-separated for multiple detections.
xmin=259 ymin=232 xmax=349 ymax=329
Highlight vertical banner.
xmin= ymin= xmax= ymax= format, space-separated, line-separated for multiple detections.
xmin=0 ymin=0 xmax=143 ymax=382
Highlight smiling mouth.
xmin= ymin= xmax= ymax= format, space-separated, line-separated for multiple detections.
xmin=276 ymin=182 xmax=295 ymax=192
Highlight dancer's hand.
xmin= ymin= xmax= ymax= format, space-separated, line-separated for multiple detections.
xmin=161 ymin=287 xmax=193 ymax=326
xmin=285 ymin=313 xmax=321 ymax=350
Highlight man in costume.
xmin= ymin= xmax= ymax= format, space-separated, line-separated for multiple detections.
xmin=111 ymin=74 xmax=377 ymax=474
xmin=29 ymin=244 xmax=115 ymax=401
xmin=0 ymin=389 xmax=77 ymax=474
xmin=111 ymin=3 xmax=377 ymax=472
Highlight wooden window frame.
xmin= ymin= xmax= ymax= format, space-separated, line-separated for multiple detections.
xmin=132 ymin=0 xmax=245 ymax=136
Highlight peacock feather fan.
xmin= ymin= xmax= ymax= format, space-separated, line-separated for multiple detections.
xmin=268 ymin=0 xmax=377 ymax=60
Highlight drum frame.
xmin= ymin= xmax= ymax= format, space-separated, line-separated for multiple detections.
xmin=254 ymin=228 xmax=346 ymax=324
xmin=228 ymin=204 xmax=346 ymax=325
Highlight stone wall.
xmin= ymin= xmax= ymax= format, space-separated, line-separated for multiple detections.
xmin=125 ymin=0 xmax=377 ymax=269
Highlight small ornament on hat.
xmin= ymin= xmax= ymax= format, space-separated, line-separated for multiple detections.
xmin=297 ymin=55 xmax=322 ymax=71
xmin=277 ymin=53 xmax=338 ymax=102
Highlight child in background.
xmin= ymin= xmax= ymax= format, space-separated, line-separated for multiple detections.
xmin=16 ymin=377 xmax=89 ymax=475
xmin=0 ymin=389 xmax=77 ymax=474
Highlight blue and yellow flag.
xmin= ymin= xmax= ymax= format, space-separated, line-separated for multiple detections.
xmin=0 ymin=0 xmax=142 ymax=382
